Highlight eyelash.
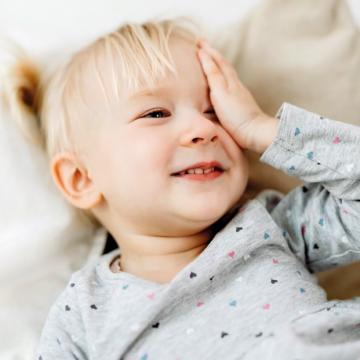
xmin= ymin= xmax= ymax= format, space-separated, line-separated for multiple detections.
xmin=141 ymin=108 xmax=217 ymax=119
xmin=142 ymin=109 xmax=170 ymax=118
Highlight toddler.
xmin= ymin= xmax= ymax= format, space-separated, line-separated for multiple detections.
xmin=8 ymin=17 xmax=360 ymax=360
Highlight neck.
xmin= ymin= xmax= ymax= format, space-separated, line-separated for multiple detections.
xmin=119 ymin=239 xmax=210 ymax=284
xmin=116 ymin=204 xmax=242 ymax=284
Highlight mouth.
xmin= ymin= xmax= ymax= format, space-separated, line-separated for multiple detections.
xmin=171 ymin=161 xmax=225 ymax=176
xmin=171 ymin=166 xmax=225 ymax=181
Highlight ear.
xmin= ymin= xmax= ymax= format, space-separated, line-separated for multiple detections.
xmin=51 ymin=152 xmax=103 ymax=209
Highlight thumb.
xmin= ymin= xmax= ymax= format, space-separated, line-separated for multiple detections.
xmin=198 ymin=48 xmax=227 ymax=92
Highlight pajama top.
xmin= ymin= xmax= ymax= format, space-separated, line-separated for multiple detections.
xmin=36 ymin=102 xmax=360 ymax=360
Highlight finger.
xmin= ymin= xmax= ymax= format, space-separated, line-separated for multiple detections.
xmin=199 ymin=40 xmax=229 ymax=65
xmin=199 ymin=42 xmax=238 ymax=82
xmin=198 ymin=48 xmax=228 ymax=90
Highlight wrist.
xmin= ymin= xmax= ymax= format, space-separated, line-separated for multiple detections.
xmin=249 ymin=115 xmax=279 ymax=154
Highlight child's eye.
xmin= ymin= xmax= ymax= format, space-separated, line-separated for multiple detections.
xmin=142 ymin=109 xmax=170 ymax=118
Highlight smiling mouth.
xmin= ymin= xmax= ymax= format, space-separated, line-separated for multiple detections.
xmin=171 ymin=166 xmax=224 ymax=176
xmin=171 ymin=168 xmax=224 ymax=181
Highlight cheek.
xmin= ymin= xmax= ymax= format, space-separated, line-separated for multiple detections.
xmin=238 ymin=149 xmax=249 ymax=172
xmin=132 ymin=137 xmax=172 ymax=180
xmin=116 ymin=133 xmax=173 ymax=184
xmin=131 ymin=129 xmax=173 ymax=173
xmin=233 ymin=149 xmax=249 ymax=181
xmin=84 ymin=129 xmax=171 ymax=206
xmin=220 ymin=129 xmax=248 ymax=170
xmin=224 ymin=135 xmax=249 ymax=186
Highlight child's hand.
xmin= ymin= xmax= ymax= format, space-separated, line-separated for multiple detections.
xmin=196 ymin=39 xmax=279 ymax=154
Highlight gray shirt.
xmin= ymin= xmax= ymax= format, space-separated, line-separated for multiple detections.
xmin=36 ymin=102 xmax=360 ymax=360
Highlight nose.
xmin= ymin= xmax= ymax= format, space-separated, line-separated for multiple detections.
xmin=182 ymin=113 xmax=219 ymax=146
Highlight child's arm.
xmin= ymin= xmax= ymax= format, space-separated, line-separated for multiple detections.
xmin=36 ymin=275 xmax=87 ymax=360
xmin=258 ymin=102 xmax=360 ymax=272
xmin=197 ymin=39 xmax=360 ymax=273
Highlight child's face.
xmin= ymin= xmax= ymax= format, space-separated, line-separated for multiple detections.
xmin=76 ymin=36 xmax=249 ymax=238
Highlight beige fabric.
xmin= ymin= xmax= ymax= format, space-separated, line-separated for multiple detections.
xmin=210 ymin=0 xmax=360 ymax=299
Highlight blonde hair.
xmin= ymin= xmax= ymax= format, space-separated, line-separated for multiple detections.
xmin=1 ymin=16 xmax=202 ymax=228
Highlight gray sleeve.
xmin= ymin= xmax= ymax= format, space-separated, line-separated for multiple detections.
xmin=36 ymin=275 xmax=88 ymax=360
xmin=259 ymin=102 xmax=360 ymax=273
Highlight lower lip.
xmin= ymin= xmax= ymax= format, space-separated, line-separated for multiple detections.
xmin=172 ymin=170 xmax=224 ymax=181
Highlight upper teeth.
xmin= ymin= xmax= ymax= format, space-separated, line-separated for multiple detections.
xmin=179 ymin=167 xmax=216 ymax=175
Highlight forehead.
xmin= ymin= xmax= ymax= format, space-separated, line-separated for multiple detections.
xmin=79 ymin=36 xmax=209 ymax=119
xmin=125 ymin=38 xmax=208 ymax=101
